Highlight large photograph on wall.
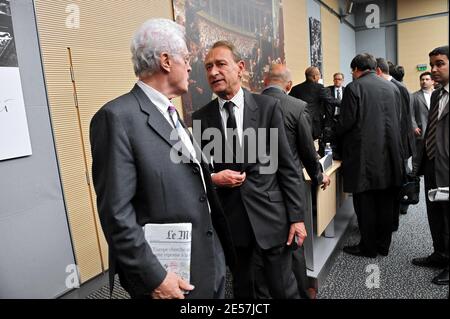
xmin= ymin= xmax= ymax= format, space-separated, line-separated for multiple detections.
xmin=309 ymin=17 xmax=322 ymax=75
xmin=173 ymin=0 xmax=285 ymax=125
xmin=0 ymin=0 xmax=32 ymax=161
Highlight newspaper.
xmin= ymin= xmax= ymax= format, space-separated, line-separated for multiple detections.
xmin=428 ymin=187 xmax=449 ymax=202
xmin=143 ymin=223 xmax=192 ymax=284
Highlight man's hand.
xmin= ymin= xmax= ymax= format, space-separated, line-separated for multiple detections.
xmin=211 ymin=170 xmax=246 ymax=188
xmin=151 ymin=271 xmax=194 ymax=299
xmin=321 ymin=173 xmax=331 ymax=190
xmin=414 ymin=128 xmax=422 ymax=136
xmin=287 ymin=222 xmax=307 ymax=247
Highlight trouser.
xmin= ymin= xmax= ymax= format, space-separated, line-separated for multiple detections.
xmin=233 ymin=242 xmax=299 ymax=299
xmin=353 ymin=188 xmax=397 ymax=255
xmin=253 ymin=244 xmax=310 ymax=299
xmin=393 ymin=158 xmax=412 ymax=231
xmin=424 ymin=156 xmax=449 ymax=263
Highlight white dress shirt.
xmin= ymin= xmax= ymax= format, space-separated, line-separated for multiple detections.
xmin=218 ymin=87 xmax=244 ymax=145
xmin=438 ymin=83 xmax=449 ymax=119
xmin=422 ymin=89 xmax=433 ymax=109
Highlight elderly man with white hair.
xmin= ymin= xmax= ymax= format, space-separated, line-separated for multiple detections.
xmin=90 ymin=18 xmax=234 ymax=299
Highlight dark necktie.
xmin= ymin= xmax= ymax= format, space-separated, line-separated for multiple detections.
xmin=425 ymin=90 xmax=443 ymax=160
xmin=337 ymin=88 xmax=341 ymax=101
xmin=223 ymin=101 xmax=241 ymax=164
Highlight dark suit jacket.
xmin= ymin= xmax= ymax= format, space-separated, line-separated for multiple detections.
xmin=192 ymin=89 xmax=305 ymax=250
xmin=336 ymin=71 xmax=404 ymax=193
xmin=90 ymin=84 xmax=234 ymax=298
xmin=327 ymin=85 xmax=346 ymax=101
xmin=390 ymin=78 xmax=416 ymax=159
xmin=262 ymin=86 xmax=323 ymax=185
xmin=415 ymin=88 xmax=449 ymax=187
xmin=289 ymin=80 xmax=340 ymax=139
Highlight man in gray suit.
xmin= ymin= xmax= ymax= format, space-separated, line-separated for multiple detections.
xmin=90 ymin=19 xmax=234 ymax=299
xmin=260 ymin=63 xmax=330 ymax=299
xmin=376 ymin=57 xmax=415 ymax=224
xmin=411 ymin=71 xmax=434 ymax=172
xmin=413 ymin=46 xmax=449 ymax=286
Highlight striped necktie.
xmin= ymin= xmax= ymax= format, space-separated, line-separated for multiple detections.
xmin=425 ymin=89 xmax=443 ymax=159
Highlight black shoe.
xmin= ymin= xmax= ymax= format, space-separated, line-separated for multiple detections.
xmin=377 ymin=249 xmax=389 ymax=256
xmin=412 ymin=255 xmax=447 ymax=268
xmin=400 ymin=209 xmax=408 ymax=215
xmin=432 ymin=268 xmax=449 ymax=286
xmin=343 ymin=245 xmax=377 ymax=258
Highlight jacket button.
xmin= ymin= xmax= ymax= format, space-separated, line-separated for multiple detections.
xmin=193 ymin=166 xmax=200 ymax=174
xmin=199 ymin=194 xmax=207 ymax=202
xmin=206 ymin=230 xmax=213 ymax=237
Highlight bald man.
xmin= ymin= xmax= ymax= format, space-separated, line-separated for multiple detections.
xmin=260 ymin=64 xmax=331 ymax=298
xmin=289 ymin=66 xmax=340 ymax=155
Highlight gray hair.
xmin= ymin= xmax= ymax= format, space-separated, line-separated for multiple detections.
xmin=131 ymin=18 xmax=187 ymax=77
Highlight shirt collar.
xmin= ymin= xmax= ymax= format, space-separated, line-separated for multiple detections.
xmin=444 ymin=83 xmax=449 ymax=94
xmin=387 ymin=75 xmax=393 ymax=82
xmin=137 ymin=80 xmax=173 ymax=114
xmin=264 ymin=84 xmax=286 ymax=94
xmin=218 ymin=87 xmax=244 ymax=110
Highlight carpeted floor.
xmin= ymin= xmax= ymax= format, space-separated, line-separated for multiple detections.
xmin=317 ymin=179 xmax=448 ymax=299
xmin=86 ymin=179 xmax=448 ymax=299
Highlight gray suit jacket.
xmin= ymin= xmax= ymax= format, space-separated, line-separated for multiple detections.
xmin=262 ymin=86 xmax=323 ymax=185
xmin=411 ymin=90 xmax=430 ymax=138
xmin=90 ymin=84 xmax=234 ymax=298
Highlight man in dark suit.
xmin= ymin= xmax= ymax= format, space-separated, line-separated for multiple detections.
xmin=412 ymin=46 xmax=449 ymax=286
xmin=289 ymin=66 xmax=340 ymax=155
xmin=376 ymin=58 xmax=416 ymax=225
xmin=90 ymin=19 xmax=234 ymax=299
xmin=337 ymin=53 xmax=404 ymax=258
xmin=411 ymin=72 xmax=434 ymax=172
xmin=327 ymin=72 xmax=345 ymax=103
xmin=260 ymin=64 xmax=331 ymax=299
xmin=193 ymin=41 xmax=306 ymax=299
xmin=325 ymin=72 xmax=346 ymax=156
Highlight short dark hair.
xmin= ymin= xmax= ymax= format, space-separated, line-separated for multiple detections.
xmin=419 ymin=71 xmax=432 ymax=80
xmin=390 ymin=65 xmax=405 ymax=82
xmin=376 ymin=57 xmax=389 ymax=74
xmin=429 ymin=46 xmax=449 ymax=59
xmin=350 ymin=53 xmax=377 ymax=71
xmin=333 ymin=72 xmax=344 ymax=79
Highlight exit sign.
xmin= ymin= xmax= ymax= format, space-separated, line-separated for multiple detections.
xmin=417 ymin=64 xmax=427 ymax=71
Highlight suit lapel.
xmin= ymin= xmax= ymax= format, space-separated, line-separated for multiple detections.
xmin=242 ymin=90 xmax=258 ymax=172
xmin=206 ymin=99 xmax=224 ymax=133
xmin=418 ymin=91 xmax=427 ymax=109
xmin=131 ymin=84 xmax=191 ymax=162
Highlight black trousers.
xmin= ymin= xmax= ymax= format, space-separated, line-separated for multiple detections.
xmin=353 ymin=188 xmax=397 ymax=255
xmin=393 ymin=159 xmax=412 ymax=231
xmin=424 ymin=156 xmax=449 ymax=263
xmin=234 ymin=242 xmax=299 ymax=299
xmin=253 ymin=244 xmax=310 ymax=299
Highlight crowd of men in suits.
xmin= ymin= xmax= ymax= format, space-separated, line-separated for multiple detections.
xmin=89 ymin=18 xmax=448 ymax=299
